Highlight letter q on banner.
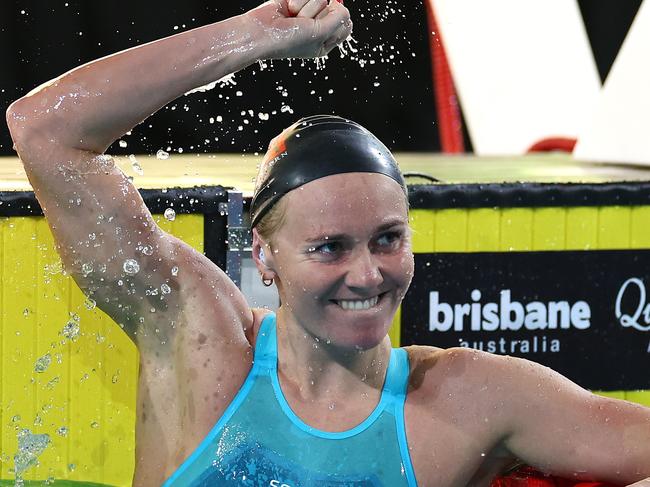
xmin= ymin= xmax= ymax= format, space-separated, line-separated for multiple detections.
xmin=615 ymin=278 xmax=650 ymax=332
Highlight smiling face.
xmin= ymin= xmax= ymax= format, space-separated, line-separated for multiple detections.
xmin=255 ymin=172 xmax=414 ymax=351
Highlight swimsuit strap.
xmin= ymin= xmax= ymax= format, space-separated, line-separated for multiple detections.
xmin=383 ymin=348 xmax=410 ymax=406
xmin=252 ymin=312 xmax=278 ymax=371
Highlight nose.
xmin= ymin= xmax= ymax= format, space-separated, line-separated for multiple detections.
xmin=344 ymin=248 xmax=383 ymax=290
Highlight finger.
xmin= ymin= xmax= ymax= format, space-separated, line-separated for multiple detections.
xmin=296 ymin=0 xmax=328 ymax=19
xmin=314 ymin=0 xmax=351 ymax=36
xmin=287 ymin=0 xmax=310 ymax=16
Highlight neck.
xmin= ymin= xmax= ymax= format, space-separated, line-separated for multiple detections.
xmin=275 ymin=306 xmax=392 ymax=402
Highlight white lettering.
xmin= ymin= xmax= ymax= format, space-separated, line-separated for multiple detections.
xmin=615 ymin=278 xmax=650 ymax=332
xmin=524 ymin=302 xmax=547 ymax=329
xmin=430 ymin=291 xmax=453 ymax=331
xmin=482 ymin=303 xmax=499 ymax=331
xmin=458 ymin=336 xmax=561 ymax=354
xmin=548 ymin=301 xmax=570 ymax=329
xmin=429 ymin=290 xmax=591 ymax=332
xmin=571 ymin=301 xmax=591 ymax=330
xmin=500 ymin=290 xmax=524 ymax=330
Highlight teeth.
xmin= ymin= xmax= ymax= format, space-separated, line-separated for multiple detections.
xmin=336 ymin=296 xmax=379 ymax=311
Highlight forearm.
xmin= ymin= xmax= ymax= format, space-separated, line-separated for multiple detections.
xmin=7 ymin=14 xmax=263 ymax=154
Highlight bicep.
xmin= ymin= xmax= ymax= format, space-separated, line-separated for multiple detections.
xmin=16 ymin=139 xmax=253 ymax=347
xmin=501 ymin=357 xmax=650 ymax=483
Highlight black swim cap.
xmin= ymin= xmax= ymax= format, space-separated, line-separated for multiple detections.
xmin=250 ymin=115 xmax=406 ymax=228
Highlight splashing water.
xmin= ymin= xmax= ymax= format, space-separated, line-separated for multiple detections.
xmin=123 ymin=259 xmax=140 ymax=275
xmin=62 ymin=319 xmax=80 ymax=342
xmin=129 ymin=155 xmax=144 ymax=176
xmin=13 ymin=429 xmax=50 ymax=485
xmin=337 ymin=36 xmax=359 ymax=58
xmin=34 ymin=353 xmax=52 ymax=373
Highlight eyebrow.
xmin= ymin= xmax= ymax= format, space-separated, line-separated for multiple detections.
xmin=304 ymin=219 xmax=407 ymax=243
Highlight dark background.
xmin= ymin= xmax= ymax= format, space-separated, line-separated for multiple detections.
xmin=0 ymin=0 xmax=643 ymax=157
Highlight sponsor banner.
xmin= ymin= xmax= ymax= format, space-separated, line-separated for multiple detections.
xmin=402 ymin=250 xmax=650 ymax=390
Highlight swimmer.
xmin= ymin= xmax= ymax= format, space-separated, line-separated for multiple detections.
xmin=5 ymin=1 xmax=650 ymax=486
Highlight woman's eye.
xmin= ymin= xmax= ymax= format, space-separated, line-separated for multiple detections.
xmin=375 ymin=231 xmax=402 ymax=249
xmin=308 ymin=242 xmax=342 ymax=256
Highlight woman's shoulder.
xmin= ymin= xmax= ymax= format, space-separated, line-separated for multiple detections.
xmin=400 ymin=345 xmax=519 ymax=397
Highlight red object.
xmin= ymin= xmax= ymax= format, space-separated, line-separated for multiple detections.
xmin=423 ymin=0 xmax=465 ymax=153
xmin=527 ymin=137 xmax=577 ymax=153
xmin=491 ymin=466 xmax=619 ymax=487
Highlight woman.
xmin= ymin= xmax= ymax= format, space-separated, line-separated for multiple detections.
xmin=5 ymin=1 xmax=650 ymax=485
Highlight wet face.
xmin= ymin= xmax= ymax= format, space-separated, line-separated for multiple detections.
xmin=264 ymin=172 xmax=414 ymax=350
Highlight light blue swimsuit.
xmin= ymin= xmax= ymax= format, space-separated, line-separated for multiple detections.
xmin=163 ymin=313 xmax=417 ymax=487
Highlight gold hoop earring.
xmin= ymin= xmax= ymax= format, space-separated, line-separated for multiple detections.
xmin=262 ymin=277 xmax=274 ymax=287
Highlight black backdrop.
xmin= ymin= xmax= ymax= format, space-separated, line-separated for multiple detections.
xmin=0 ymin=0 xmax=643 ymax=157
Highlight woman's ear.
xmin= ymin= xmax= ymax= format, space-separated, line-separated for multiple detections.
xmin=251 ymin=228 xmax=276 ymax=277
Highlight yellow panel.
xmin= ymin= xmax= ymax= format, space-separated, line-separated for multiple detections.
xmin=409 ymin=210 xmax=435 ymax=254
xmin=153 ymin=213 xmax=175 ymax=234
xmin=593 ymin=390 xmax=626 ymax=400
xmin=1 ymin=217 xmax=39 ymax=480
xmin=630 ymin=206 xmax=650 ymax=249
xmin=67 ymin=285 xmax=106 ymax=484
xmin=625 ymin=390 xmax=650 ymax=408
xmin=0 ymin=218 xmax=3 ymax=471
xmin=532 ymin=208 xmax=566 ymax=250
xmin=467 ymin=208 xmax=501 ymax=252
xmin=172 ymin=214 xmax=204 ymax=253
xmin=565 ymin=207 xmax=598 ymax=250
xmin=597 ymin=206 xmax=630 ymax=249
xmin=499 ymin=208 xmax=533 ymax=251
xmin=388 ymin=306 xmax=401 ymax=346
xmin=434 ymin=209 xmax=467 ymax=252
xmin=33 ymin=219 xmax=72 ymax=480
xmin=102 ymin=317 xmax=137 ymax=487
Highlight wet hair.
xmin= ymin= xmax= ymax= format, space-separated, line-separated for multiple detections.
xmin=251 ymin=115 xmax=407 ymax=233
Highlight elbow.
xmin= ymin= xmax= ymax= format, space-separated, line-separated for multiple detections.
xmin=5 ymin=98 xmax=43 ymax=153
xmin=6 ymin=99 xmax=27 ymax=148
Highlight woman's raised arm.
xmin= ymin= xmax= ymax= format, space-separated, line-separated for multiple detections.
xmin=4 ymin=0 xmax=352 ymax=350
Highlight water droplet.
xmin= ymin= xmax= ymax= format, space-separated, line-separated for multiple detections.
xmin=171 ymin=266 xmax=179 ymax=276
xmin=84 ymin=298 xmax=96 ymax=310
xmin=62 ymin=320 xmax=80 ymax=341
xmin=68 ymin=463 xmax=76 ymax=472
xmin=128 ymin=154 xmax=143 ymax=176
xmin=118 ymin=140 xmax=127 ymax=148
xmin=164 ymin=208 xmax=176 ymax=221
xmin=141 ymin=245 xmax=153 ymax=256
xmin=161 ymin=283 xmax=171 ymax=295
xmin=14 ymin=429 xmax=50 ymax=475
xmin=34 ymin=353 xmax=52 ymax=373
xmin=56 ymin=426 xmax=68 ymax=437
xmin=90 ymin=421 xmax=99 ymax=429
xmin=12 ymin=415 xmax=21 ymax=423
xmin=81 ymin=262 xmax=93 ymax=277
xmin=123 ymin=259 xmax=140 ymax=275
xmin=156 ymin=149 xmax=170 ymax=160
xmin=328 ymin=403 xmax=335 ymax=410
